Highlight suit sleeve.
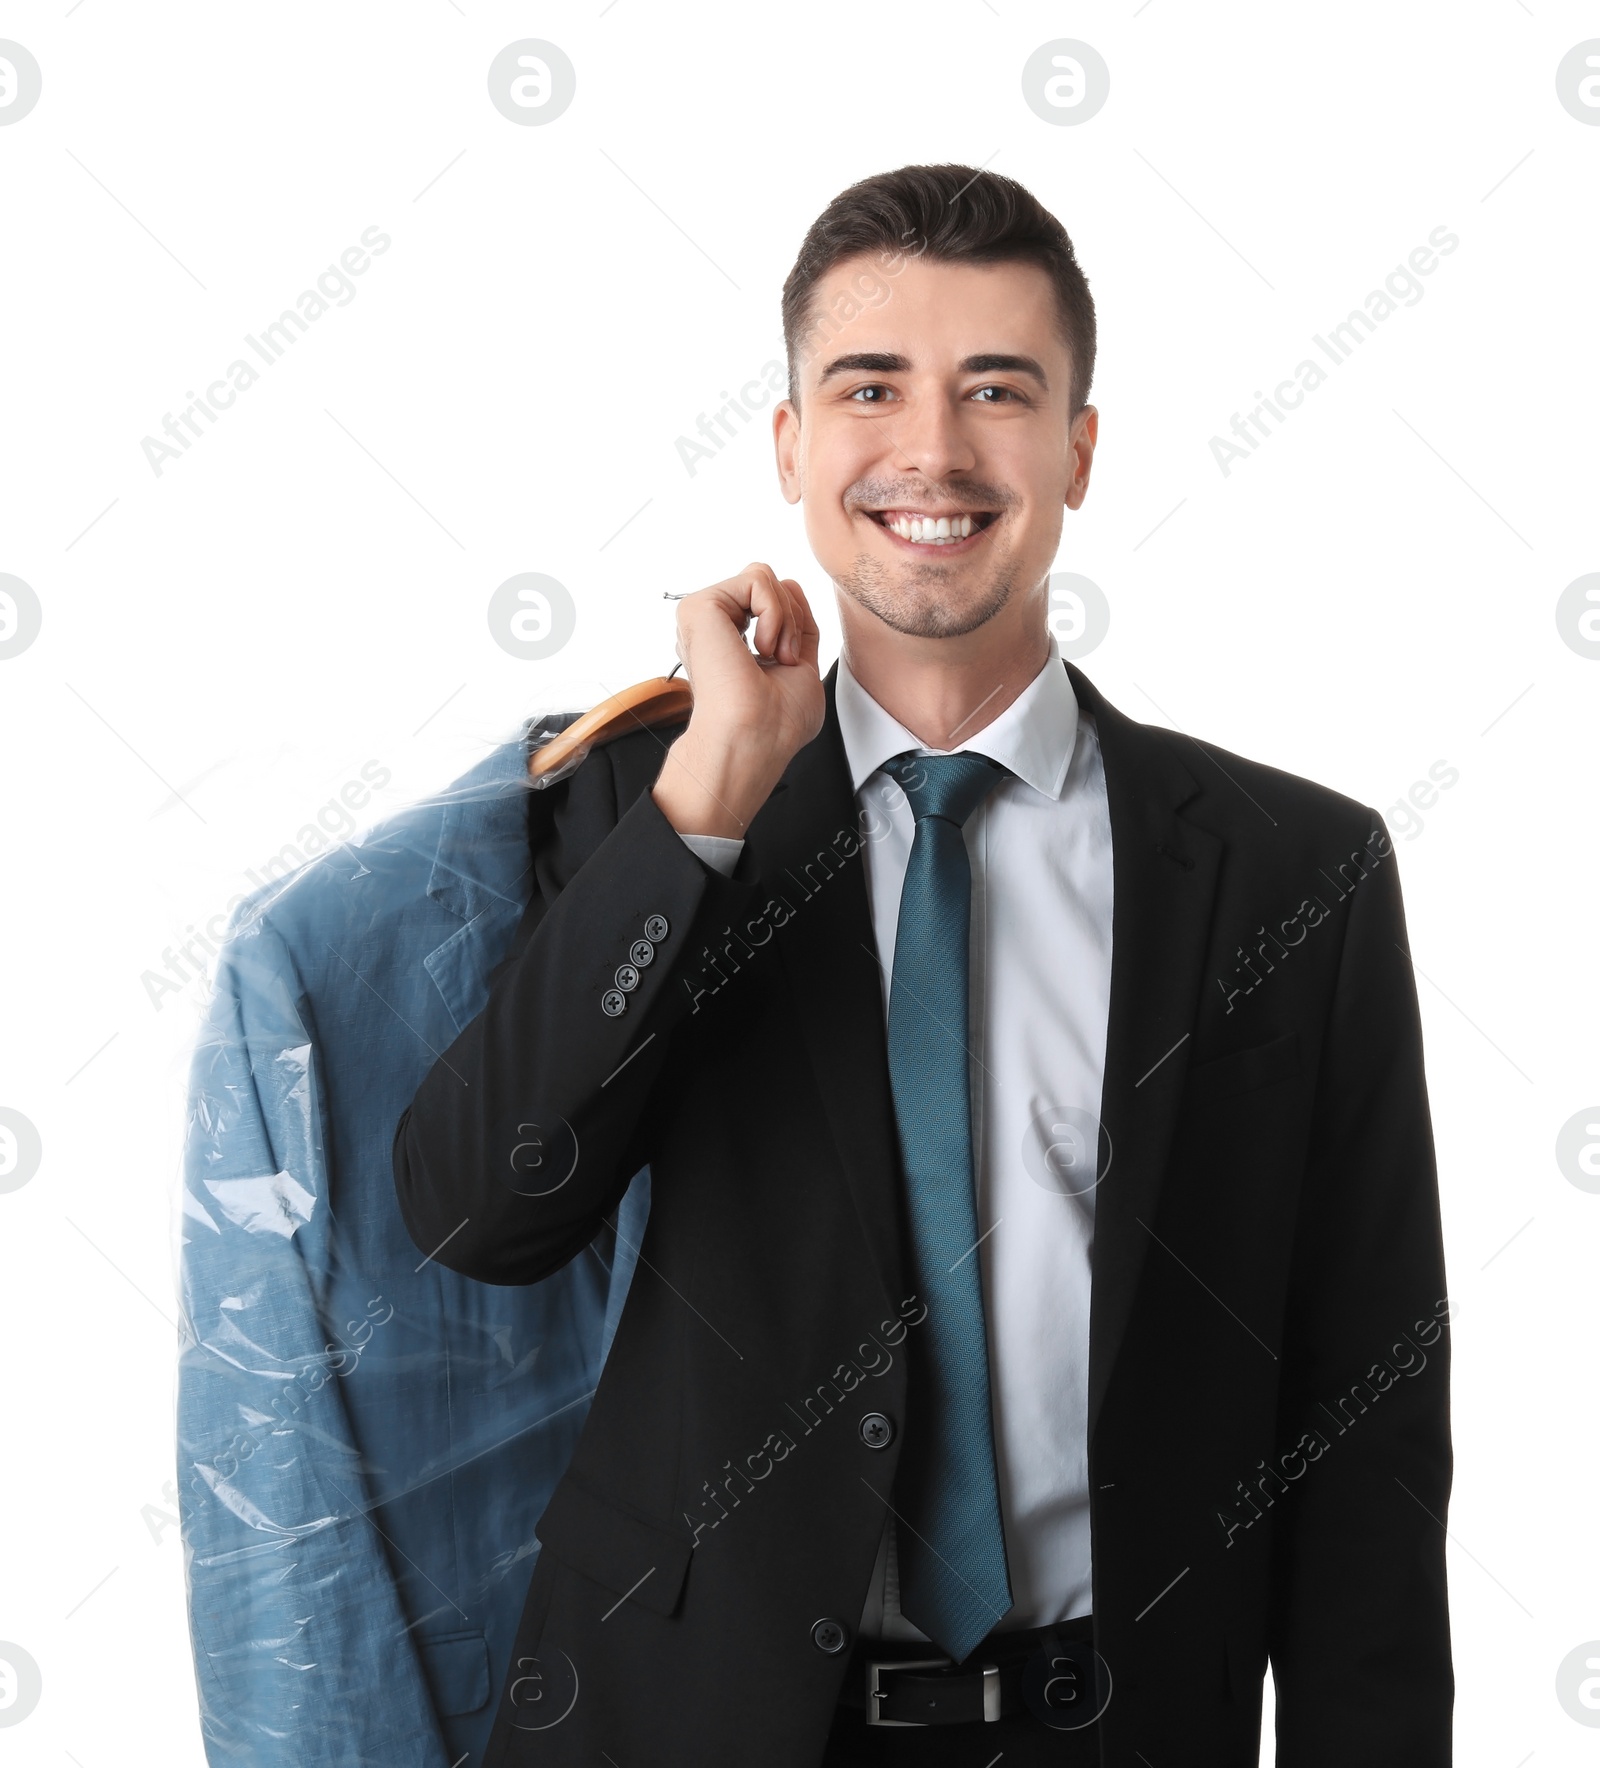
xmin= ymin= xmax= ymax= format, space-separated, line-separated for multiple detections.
xmin=177 ymin=916 xmax=451 ymax=1768
xmin=1267 ymin=811 xmax=1453 ymax=1761
xmin=393 ymin=756 xmax=756 ymax=1286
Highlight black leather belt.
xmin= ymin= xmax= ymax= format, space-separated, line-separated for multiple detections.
xmin=836 ymin=1619 xmax=1100 ymax=1728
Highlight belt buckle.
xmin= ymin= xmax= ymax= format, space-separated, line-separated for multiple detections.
xmin=865 ymin=1655 xmax=1001 ymax=1725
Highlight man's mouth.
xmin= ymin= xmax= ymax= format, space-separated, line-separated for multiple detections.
xmin=863 ymin=508 xmax=999 ymax=550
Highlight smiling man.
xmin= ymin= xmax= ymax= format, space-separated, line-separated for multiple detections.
xmin=394 ymin=165 xmax=1452 ymax=1766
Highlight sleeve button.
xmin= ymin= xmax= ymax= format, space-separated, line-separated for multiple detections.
xmin=601 ymin=990 xmax=627 ymax=1017
xmin=629 ymin=939 xmax=655 ymax=968
xmin=644 ymin=914 xmax=669 ymax=942
xmin=859 ymin=1413 xmax=895 ymax=1450
xmin=614 ymin=964 xmax=640 ymax=992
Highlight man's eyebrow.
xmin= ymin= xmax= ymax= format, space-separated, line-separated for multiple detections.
xmin=816 ymin=351 xmax=911 ymax=385
xmin=960 ymin=353 xmax=1050 ymax=391
xmin=814 ymin=350 xmax=1050 ymax=391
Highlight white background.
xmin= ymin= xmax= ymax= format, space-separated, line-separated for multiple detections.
xmin=1 ymin=2 xmax=1597 ymax=1761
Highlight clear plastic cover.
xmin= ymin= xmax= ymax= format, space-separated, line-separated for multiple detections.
xmin=175 ymin=717 xmax=649 ymax=1766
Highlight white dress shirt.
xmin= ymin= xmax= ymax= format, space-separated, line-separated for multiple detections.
xmin=678 ymin=635 xmax=1114 ymax=1640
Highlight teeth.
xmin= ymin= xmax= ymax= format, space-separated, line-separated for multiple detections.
xmin=887 ymin=513 xmax=978 ymax=544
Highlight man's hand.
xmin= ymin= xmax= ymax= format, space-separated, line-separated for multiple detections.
xmin=652 ymin=563 xmax=824 ymax=839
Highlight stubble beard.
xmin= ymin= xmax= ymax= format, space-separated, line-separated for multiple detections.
xmin=833 ymin=551 xmax=1019 ymax=640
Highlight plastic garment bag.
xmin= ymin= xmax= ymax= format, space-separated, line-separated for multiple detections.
xmin=176 ymin=716 xmax=650 ymax=1766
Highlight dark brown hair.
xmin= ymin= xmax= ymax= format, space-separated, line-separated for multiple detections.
xmin=781 ymin=163 xmax=1097 ymax=418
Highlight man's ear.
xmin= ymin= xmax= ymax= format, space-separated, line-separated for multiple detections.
xmin=773 ymin=400 xmax=803 ymax=506
xmin=1064 ymin=404 xmax=1098 ymax=512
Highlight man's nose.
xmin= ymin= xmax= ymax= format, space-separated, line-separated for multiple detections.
xmin=872 ymin=392 xmax=979 ymax=484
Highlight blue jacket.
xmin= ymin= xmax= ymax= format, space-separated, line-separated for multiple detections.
xmin=177 ymin=718 xmax=649 ymax=1766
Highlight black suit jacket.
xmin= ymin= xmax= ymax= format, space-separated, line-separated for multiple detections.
xmin=394 ymin=660 xmax=1453 ymax=1767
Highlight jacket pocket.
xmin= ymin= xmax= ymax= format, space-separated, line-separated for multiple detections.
xmin=535 ymin=1475 xmax=694 ymax=1618
xmin=1183 ymin=1030 xmax=1300 ymax=1102
xmin=418 ymin=1629 xmax=491 ymax=1715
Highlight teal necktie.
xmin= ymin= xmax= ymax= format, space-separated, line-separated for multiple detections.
xmin=880 ymin=749 xmax=1014 ymax=1664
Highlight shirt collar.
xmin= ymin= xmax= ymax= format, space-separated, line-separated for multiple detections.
xmin=835 ymin=633 xmax=1080 ymax=802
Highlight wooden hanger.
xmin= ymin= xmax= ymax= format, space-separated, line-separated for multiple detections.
xmin=527 ymin=673 xmax=694 ymax=783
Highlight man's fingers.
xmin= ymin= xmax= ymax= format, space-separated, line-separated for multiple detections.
xmin=775 ymin=578 xmax=815 ymax=665
xmin=762 ymin=576 xmax=797 ymax=664
xmin=780 ymin=578 xmax=821 ymax=669
xmin=675 ymin=564 xmax=811 ymax=671
xmin=747 ymin=567 xmax=797 ymax=663
xmin=760 ymin=577 xmax=809 ymax=666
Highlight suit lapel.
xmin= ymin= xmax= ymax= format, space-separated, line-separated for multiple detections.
xmin=1065 ymin=662 xmax=1224 ymax=1443
xmin=741 ymin=665 xmax=910 ymax=1315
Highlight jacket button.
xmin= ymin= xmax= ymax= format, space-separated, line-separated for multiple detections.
xmin=644 ymin=914 xmax=669 ymax=942
xmin=811 ymin=1617 xmax=849 ymax=1655
xmin=614 ymin=964 xmax=640 ymax=992
xmin=601 ymin=990 xmax=627 ymax=1017
xmin=859 ymin=1413 xmax=894 ymax=1450
xmin=629 ymin=938 xmax=655 ymax=968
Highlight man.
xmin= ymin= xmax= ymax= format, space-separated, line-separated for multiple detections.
xmin=394 ymin=163 xmax=1452 ymax=1765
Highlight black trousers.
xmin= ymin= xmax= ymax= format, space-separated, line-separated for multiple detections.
xmin=820 ymin=1617 xmax=1102 ymax=1767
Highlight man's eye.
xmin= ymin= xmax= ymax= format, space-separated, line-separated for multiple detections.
xmin=849 ymin=384 xmax=895 ymax=404
xmin=972 ymin=385 xmax=1024 ymax=403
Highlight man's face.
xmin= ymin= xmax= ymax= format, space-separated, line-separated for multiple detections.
xmin=774 ymin=253 xmax=1096 ymax=641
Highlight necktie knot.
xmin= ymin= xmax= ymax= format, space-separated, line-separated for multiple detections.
xmin=882 ymin=750 xmax=1010 ymax=829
